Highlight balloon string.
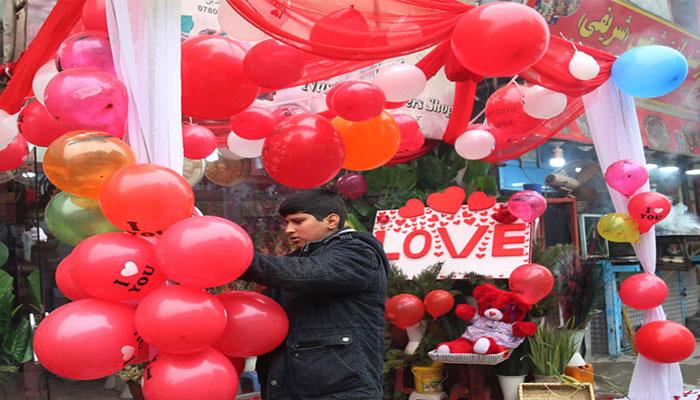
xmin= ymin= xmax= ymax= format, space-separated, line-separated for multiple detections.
xmin=468 ymin=107 xmax=486 ymax=126
xmin=559 ymin=32 xmax=579 ymax=52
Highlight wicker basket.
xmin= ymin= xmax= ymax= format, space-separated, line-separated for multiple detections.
xmin=518 ymin=383 xmax=595 ymax=400
xmin=427 ymin=350 xmax=509 ymax=365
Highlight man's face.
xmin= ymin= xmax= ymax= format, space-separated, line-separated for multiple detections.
xmin=283 ymin=212 xmax=338 ymax=247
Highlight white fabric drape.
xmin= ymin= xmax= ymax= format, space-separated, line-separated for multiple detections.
xmin=583 ymin=79 xmax=683 ymax=400
xmin=105 ymin=0 xmax=183 ymax=173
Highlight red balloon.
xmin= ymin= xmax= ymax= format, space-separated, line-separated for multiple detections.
xmin=392 ymin=113 xmax=425 ymax=152
xmin=325 ymin=82 xmax=352 ymax=115
xmin=619 ymin=273 xmax=668 ymax=310
xmin=386 ymin=294 xmax=425 ymax=329
xmin=485 ymin=83 xmax=541 ymax=138
xmin=635 ymin=320 xmax=695 ymax=363
xmin=262 ymin=113 xmax=345 ymax=189
xmin=143 ymin=348 xmax=238 ymax=400
xmin=331 ymin=81 xmax=386 ymax=122
xmin=424 ymin=290 xmax=455 ymax=319
xmin=17 ymin=101 xmax=71 ymax=147
xmin=628 ymin=191 xmax=672 ymax=233
xmin=213 ymin=291 xmax=289 ymax=357
xmin=156 ymin=216 xmax=254 ymax=288
xmin=451 ymin=3 xmax=549 ymax=76
xmin=229 ymin=106 xmax=276 ymax=140
xmin=509 ymin=263 xmax=554 ymax=305
xmin=309 ymin=7 xmax=370 ymax=49
xmin=70 ymin=232 xmax=166 ymax=301
xmin=34 ymin=299 xmax=137 ymax=380
xmin=182 ymin=124 xmax=217 ymax=160
xmin=385 ymin=100 xmax=408 ymax=109
xmin=243 ymin=39 xmax=304 ymax=89
xmin=55 ymin=255 xmax=91 ymax=301
xmin=135 ymin=286 xmax=227 ymax=354
xmin=81 ymin=0 xmax=107 ymax=33
xmin=181 ymin=36 xmax=260 ymax=119
xmin=99 ymin=163 xmax=195 ymax=236
xmin=0 ymin=134 xmax=29 ymax=171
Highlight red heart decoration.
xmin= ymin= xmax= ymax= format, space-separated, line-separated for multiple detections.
xmin=393 ymin=228 xmax=401 ymax=232
xmin=427 ymin=186 xmax=466 ymax=214
xmin=396 ymin=219 xmax=406 ymax=226
xmin=480 ymin=211 xmax=489 ymax=216
xmin=464 ymin=218 xmax=475 ymax=225
xmin=428 ymin=214 xmax=439 ymax=222
xmin=435 ymin=244 xmax=442 ymax=249
xmin=453 ymin=220 xmax=461 ymax=225
xmin=439 ymin=221 xmax=449 ymax=227
xmin=428 ymin=223 xmax=436 ymax=228
xmin=398 ymin=199 xmax=425 ymax=218
xmin=478 ymin=247 xmax=487 ymax=252
xmin=479 ymin=218 xmax=489 ymax=223
xmin=434 ymin=252 xmax=444 ymax=257
xmin=476 ymin=254 xmax=485 ymax=259
xmin=462 ymin=211 xmax=472 ymax=218
xmin=467 ymin=191 xmax=496 ymax=211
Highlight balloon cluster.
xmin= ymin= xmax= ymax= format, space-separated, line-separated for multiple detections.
xmin=386 ymin=290 xmax=455 ymax=329
xmin=597 ymin=160 xmax=671 ymax=243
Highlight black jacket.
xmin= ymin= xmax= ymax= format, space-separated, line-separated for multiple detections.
xmin=243 ymin=229 xmax=390 ymax=400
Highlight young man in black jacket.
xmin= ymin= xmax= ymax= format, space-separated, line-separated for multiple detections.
xmin=242 ymin=190 xmax=390 ymax=400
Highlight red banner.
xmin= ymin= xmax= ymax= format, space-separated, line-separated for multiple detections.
xmin=530 ymin=0 xmax=700 ymax=155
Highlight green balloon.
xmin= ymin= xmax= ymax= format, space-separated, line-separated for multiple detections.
xmin=45 ymin=192 xmax=120 ymax=246
xmin=0 ymin=242 xmax=8 ymax=266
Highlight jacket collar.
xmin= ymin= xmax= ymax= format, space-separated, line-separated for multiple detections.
xmin=300 ymin=228 xmax=356 ymax=255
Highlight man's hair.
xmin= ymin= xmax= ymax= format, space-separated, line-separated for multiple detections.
xmin=279 ymin=189 xmax=347 ymax=228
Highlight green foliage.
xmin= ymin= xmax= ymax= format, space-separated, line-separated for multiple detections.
xmin=494 ymin=341 xmax=532 ymax=376
xmin=0 ymin=269 xmax=34 ymax=370
xmin=388 ymin=264 xmax=456 ymax=298
xmin=528 ymin=324 xmax=577 ymax=376
xmin=528 ymin=244 xmax=575 ymax=318
xmin=560 ymin=258 xmax=603 ymax=329
xmin=27 ymin=270 xmax=41 ymax=311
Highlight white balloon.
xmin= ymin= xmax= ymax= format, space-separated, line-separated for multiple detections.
xmin=454 ymin=129 xmax=495 ymax=160
xmin=0 ymin=110 xmax=19 ymax=151
xmin=226 ymin=131 xmax=264 ymax=158
xmin=522 ymin=86 xmax=568 ymax=119
xmin=32 ymin=61 xmax=59 ymax=105
xmin=217 ymin=1 xmax=267 ymax=41
xmin=373 ymin=64 xmax=427 ymax=102
xmin=568 ymin=51 xmax=600 ymax=81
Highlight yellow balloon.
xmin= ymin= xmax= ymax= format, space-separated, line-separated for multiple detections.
xmin=331 ymin=112 xmax=400 ymax=171
xmin=43 ymin=131 xmax=135 ymax=199
xmin=597 ymin=213 xmax=640 ymax=243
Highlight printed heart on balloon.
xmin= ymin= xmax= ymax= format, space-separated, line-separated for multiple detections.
xmin=467 ymin=191 xmax=496 ymax=211
xmin=427 ymin=186 xmax=466 ymax=214
xmin=399 ymin=198 xmax=425 ymax=218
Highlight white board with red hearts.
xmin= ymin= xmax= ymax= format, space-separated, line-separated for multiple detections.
xmin=372 ymin=204 xmax=533 ymax=279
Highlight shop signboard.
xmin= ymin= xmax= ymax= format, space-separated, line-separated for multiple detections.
xmin=372 ymin=197 xmax=533 ymax=279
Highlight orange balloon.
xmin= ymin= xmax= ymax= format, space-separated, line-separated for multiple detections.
xmin=331 ymin=111 xmax=400 ymax=171
xmin=99 ymin=164 xmax=195 ymax=236
xmin=43 ymin=131 xmax=135 ymax=199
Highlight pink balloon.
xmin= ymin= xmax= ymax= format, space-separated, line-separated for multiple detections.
xmin=135 ymin=286 xmax=227 ymax=354
xmin=156 ymin=216 xmax=254 ymax=288
xmin=455 ymin=129 xmax=496 ymax=160
xmin=507 ymin=190 xmax=547 ymax=222
xmin=56 ymin=31 xmax=115 ymax=75
xmin=55 ymin=255 xmax=91 ymax=301
xmin=619 ymin=273 xmax=668 ymax=310
xmin=0 ymin=134 xmax=29 ymax=171
xmin=229 ymin=106 xmax=276 ymax=140
xmin=627 ymin=191 xmax=671 ymax=233
xmin=44 ymin=68 xmax=128 ymax=138
xmin=17 ymin=100 xmax=71 ymax=147
xmin=374 ymin=64 xmax=427 ymax=102
xmin=509 ymin=263 xmax=554 ymax=305
xmin=70 ymin=232 xmax=166 ymax=301
xmin=34 ymin=299 xmax=137 ymax=380
xmin=182 ymin=124 xmax=217 ymax=159
xmin=331 ymin=81 xmax=386 ymax=122
xmin=213 ymin=291 xmax=289 ymax=357
xmin=243 ymin=39 xmax=304 ymax=90
xmin=393 ymin=113 xmax=425 ymax=152
xmin=605 ymin=160 xmax=648 ymax=197
xmin=143 ymin=348 xmax=238 ymax=400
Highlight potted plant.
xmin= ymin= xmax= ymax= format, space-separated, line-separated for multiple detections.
xmin=559 ymin=257 xmax=603 ymax=353
xmin=494 ymin=342 xmax=531 ymax=400
xmin=528 ymin=324 xmax=577 ymax=383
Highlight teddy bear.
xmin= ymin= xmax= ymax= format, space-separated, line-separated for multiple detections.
xmin=435 ymin=284 xmax=538 ymax=355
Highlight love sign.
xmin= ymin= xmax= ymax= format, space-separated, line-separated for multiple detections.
xmin=373 ymin=194 xmax=532 ymax=279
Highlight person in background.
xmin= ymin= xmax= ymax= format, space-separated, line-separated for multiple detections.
xmin=242 ymin=189 xmax=389 ymax=400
